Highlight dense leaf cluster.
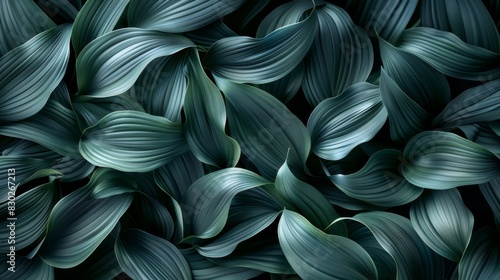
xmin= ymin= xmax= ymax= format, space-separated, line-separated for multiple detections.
xmin=1 ymin=0 xmax=500 ymax=279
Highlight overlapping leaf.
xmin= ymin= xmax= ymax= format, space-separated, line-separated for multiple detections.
xmin=458 ymin=227 xmax=500 ymax=279
xmin=308 ymin=82 xmax=387 ymax=161
xmin=0 ymin=256 xmax=54 ymax=280
xmin=479 ymin=176 xmax=500 ymax=230
xmin=0 ymin=24 xmax=71 ymax=122
xmin=402 ymin=131 xmax=500 ymax=189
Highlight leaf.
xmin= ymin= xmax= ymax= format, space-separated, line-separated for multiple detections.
xmin=228 ymin=0 xmax=270 ymax=31
xmin=336 ymin=211 xmax=445 ymax=280
xmin=308 ymin=82 xmax=387 ymax=161
xmin=275 ymin=157 xmax=346 ymax=235
xmin=410 ymin=189 xmax=474 ymax=262
xmin=76 ymin=28 xmax=194 ymax=97
xmin=38 ymin=185 xmax=133 ymax=268
xmin=380 ymin=68 xmax=432 ymax=142
xmin=182 ymin=168 xmax=271 ymax=240
xmin=278 ymin=210 xmax=378 ymax=280
xmin=303 ymin=3 xmax=374 ymax=106
xmin=72 ymin=0 xmax=129 ymax=56
xmin=217 ymin=79 xmax=311 ymax=179
xmin=127 ymin=0 xmax=246 ymax=33
xmin=0 ymin=24 xmax=72 ymax=122
xmin=460 ymin=123 xmax=500 ymax=156
xmin=204 ymin=10 xmax=317 ymax=84
xmin=402 ymin=131 xmax=500 ymax=189
xmin=0 ymin=0 xmax=55 ymax=55
xmin=397 ymin=27 xmax=500 ymax=81
xmin=127 ymin=52 xmax=188 ymax=122
xmin=256 ymin=0 xmax=315 ymax=37
xmin=80 ymin=111 xmax=188 ymax=172
xmin=421 ymin=0 xmax=500 ymax=52
xmin=479 ymin=176 xmax=500 ymax=230
xmin=346 ymin=0 xmax=418 ymax=43
xmin=184 ymin=51 xmax=241 ymax=168
xmin=184 ymin=20 xmax=238 ymax=51
xmin=88 ymin=168 xmax=136 ymax=199
xmin=52 ymin=156 xmax=95 ymax=182
xmin=258 ymin=62 xmax=304 ymax=103
xmin=35 ymin=0 xmax=79 ymax=22
xmin=458 ymin=227 xmax=500 ymax=280
xmin=115 ymin=229 xmax=191 ymax=280
xmin=127 ymin=194 xmax=174 ymax=241
xmin=379 ymin=37 xmax=450 ymax=115
xmin=433 ymin=79 xmax=500 ymax=129
xmin=0 ymin=256 xmax=54 ymax=280
xmin=0 ymin=100 xmax=81 ymax=157
xmin=329 ymin=149 xmax=422 ymax=207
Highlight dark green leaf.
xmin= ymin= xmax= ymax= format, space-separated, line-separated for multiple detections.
xmin=458 ymin=227 xmax=500 ymax=279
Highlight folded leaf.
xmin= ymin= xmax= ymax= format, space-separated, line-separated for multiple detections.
xmin=279 ymin=210 xmax=378 ymax=280
xmin=458 ymin=227 xmax=500 ymax=279
xmin=80 ymin=111 xmax=188 ymax=172
xmin=127 ymin=194 xmax=174 ymax=241
xmin=0 ymin=24 xmax=71 ymax=122
xmin=303 ymin=3 xmax=374 ymax=106
xmin=479 ymin=176 xmax=500 ymax=230
xmin=127 ymin=0 xmax=246 ymax=33
xmin=402 ymin=131 xmax=500 ymax=189
xmin=308 ymin=82 xmax=387 ymax=161
xmin=410 ymin=189 xmax=474 ymax=262
xmin=217 ymin=79 xmax=311 ymax=179
xmin=204 ymin=10 xmax=317 ymax=84
xmin=398 ymin=27 xmax=500 ymax=81
xmin=184 ymin=20 xmax=238 ymax=51
xmin=115 ymin=229 xmax=192 ymax=280
xmin=329 ymin=149 xmax=422 ymax=207
xmin=258 ymin=62 xmax=304 ymax=104
xmin=0 ymin=256 xmax=54 ymax=280
xmin=76 ymin=28 xmax=194 ymax=97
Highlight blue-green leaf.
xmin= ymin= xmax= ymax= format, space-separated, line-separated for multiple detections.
xmin=204 ymin=10 xmax=317 ymax=84
xmin=127 ymin=0 xmax=246 ymax=33
xmin=127 ymin=194 xmax=174 ymax=241
xmin=410 ymin=189 xmax=474 ymax=262
xmin=258 ymin=62 xmax=304 ymax=104
xmin=88 ymin=168 xmax=136 ymax=199
xmin=0 ymin=24 xmax=71 ymax=122
xmin=458 ymin=227 xmax=500 ymax=279
xmin=397 ymin=27 xmax=500 ymax=81
xmin=308 ymin=82 xmax=387 ymax=161
xmin=182 ymin=168 xmax=271 ymax=240
xmin=0 ymin=256 xmax=54 ymax=280
xmin=184 ymin=20 xmax=238 ymax=51
xmin=434 ymin=80 xmax=500 ymax=129
xmin=217 ymin=79 xmax=311 ymax=179
xmin=76 ymin=28 xmax=194 ymax=97
xmin=72 ymin=0 xmax=129 ymax=56
xmin=80 ymin=111 xmax=188 ymax=172
xmin=479 ymin=176 xmax=500 ymax=230
xmin=303 ymin=3 xmax=374 ymax=106
xmin=115 ymin=229 xmax=191 ymax=280
xmin=402 ymin=131 xmax=500 ymax=189
xmin=329 ymin=149 xmax=422 ymax=207
xmin=279 ymin=210 xmax=378 ymax=280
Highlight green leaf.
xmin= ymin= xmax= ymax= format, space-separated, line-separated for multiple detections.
xmin=0 ymin=0 xmax=55 ymax=55
xmin=346 ymin=0 xmax=418 ymax=43
xmin=127 ymin=194 xmax=174 ymax=241
xmin=0 ymin=24 xmax=72 ymax=122
xmin=52 ymin=156 xmax=95 ymax=182
xmin=184 ymin=20 xmax=238 ymax=51
xmin=380 ymin=68 xmax=432 ymax=142
xmin=433 ymin=80 xmax=500 ymax=129
xmin=402 ymin=131 xmax=500 ymax=189
xmin=38 ymin=185 xmax=133 ymax=268
xmin=479 ymin=176 xmax=500 ymax=230
xmin=36 ymin=0 xmax=78 ymax=22
xmin=76 ymin=28 xmax=194 ymax=97
xmin=204 ymin=10 xmax=317 ymax=84
xmin=185 ymin=51 xmax=240 ymax=168
xmin=279 ymin=210 xmax=378 ymax=280
xmin=458 ymin=227 xmax=500 ymax=280
xmin=258 ymin=62 xmax=304 ymax=104
xmin=217 ymin=79 xmax=311 ymax=179
xmin=0 ymin=100 xmax=81 ymax=157
xmin=72 ymin=0 xmax=129 ymax=56
xmin=275 ymin=157 xmax=347 ymax=235
xmin=337 ymin=211 xmax=445 ymax=280
xmin=88 ymin=168 xmax=136 ymax=199
xmin=421 ymin=0 xmax=500 ymax=52
xmin=308 ymin=82 xmax=387 ymax=161
xmin=256 ymin=0 xmax=315 ymax=37
xmin=397 ymin=27 xmax=500 ymax=81
xmin=127 ymin=52 xmax=188 ymax=122
xmin=303 ymin=3 xmax=374 ymax=106
xmin=127 ymin=0 xmax=246 ymax=33
xmin=80 ymin=111 xmax=188 ymax=172
xmin=0 ymin=256 xmax=54 ymax=280
xmin=410 ymin=189 xmax=474 ymax=262
xmin=182 ymin=168 xmax=271 ymax=240
xmin=379 ymin=37 xmax=450 ymax=115
xmin=329 ymin=149 xmax=422 ymax=207
xmin=115 ymin=229 xmax=192 ymax=280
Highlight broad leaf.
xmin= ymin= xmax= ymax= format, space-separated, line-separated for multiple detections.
xmin=80 ymin=111 xmax=188 ymax=172
xmin=458 ymin=228 xmax=500 ymax=279
xmin=402 ymin=131 xmax=500 ymax=189
xmin=479 ymin=176 xmax=500 ymax=230
xmin=0 ymin=256 xmax=54 ymax=280
xmin=410 ymin=189 xmax=474 ymax=262
xmin=308 ymin=82 xmax=387 ymax=161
